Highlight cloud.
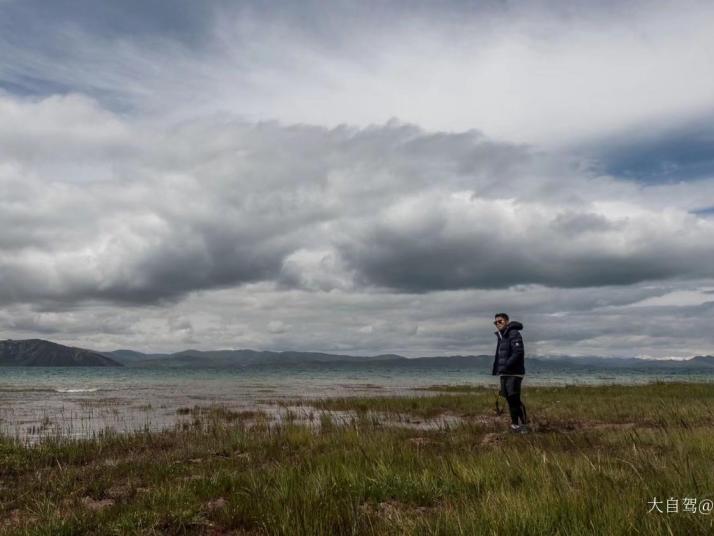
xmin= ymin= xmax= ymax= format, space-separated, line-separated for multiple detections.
xmin=4 ymin=279 xmax=710 ymax=358
xmin=267 ymin=320 xmax=289 ymax=334
xmin=2 ymin=93 xmax=714 ymax=310
xmin=2 ymin=2 xmax=714 ymax=356
xmin=337 ymin=190 xmax=714 ymax=291
xmin=2 ymin=1 xmax=714 ymax=148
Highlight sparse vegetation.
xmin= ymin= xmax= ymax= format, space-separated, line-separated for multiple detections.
xmin=1 ymin=381 xmax=713 ymax=534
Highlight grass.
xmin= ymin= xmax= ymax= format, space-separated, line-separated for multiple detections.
xmin=1 ymin=381 xmax=713 ymax=534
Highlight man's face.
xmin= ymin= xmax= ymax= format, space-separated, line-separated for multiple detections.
xmin=494 ymin=317 xmax=508 ymax=331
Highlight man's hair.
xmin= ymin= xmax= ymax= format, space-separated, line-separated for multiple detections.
xmin=495 ymin=313 xmax=509 ymax=322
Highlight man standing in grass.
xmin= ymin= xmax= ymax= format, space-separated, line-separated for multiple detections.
xmin=492 ymin=313 xmax=528 ymax=433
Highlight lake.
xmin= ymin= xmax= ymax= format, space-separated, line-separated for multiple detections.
xmin=1 ymin=364 xmax=712 ymax=442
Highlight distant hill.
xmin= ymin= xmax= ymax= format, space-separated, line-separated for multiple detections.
xmin=102 ymin=349 xmax=714 ymax=371
xmin=3 ymin=338 xmax=712 ymax=371
xmin=689 ymin=355 xmax=714 ymax=366
xmin=531 ymin=355 xmax=714 ymax=371
xmin=103 ymin=348 xmax=419 ymax=368
xmin=0 ymin=339 xmax=122 ymax=367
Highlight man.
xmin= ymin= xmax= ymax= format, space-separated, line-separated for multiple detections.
xmin=492 ymin=313 xmax=528 ymax=433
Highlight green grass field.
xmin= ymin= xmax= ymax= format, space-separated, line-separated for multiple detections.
xmin=1 ymin=381 xmax=713 ymax=535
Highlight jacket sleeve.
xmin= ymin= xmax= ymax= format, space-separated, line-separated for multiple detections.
xmin=506 ymin=332 xmax=524 ymax=366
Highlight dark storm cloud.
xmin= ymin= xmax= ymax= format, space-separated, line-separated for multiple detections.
xmin=338 ymin=217 xmax=706 ymax=292
xmin=2 ymin=92 xmax=714 ymax=308
xmin=0 ymin=111 xmax=503 ymax=304
xmin=0 ymin=219 xmax=292 ymax=306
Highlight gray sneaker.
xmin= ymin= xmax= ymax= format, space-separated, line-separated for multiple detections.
xmin=510 ymin=424 xmax=529 ymax=434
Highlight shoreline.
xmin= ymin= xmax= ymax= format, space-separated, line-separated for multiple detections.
xmin=0 ymin=376 xmax=712 ymax=442
xmin=2 ymin=377 xmax=714 ymax=444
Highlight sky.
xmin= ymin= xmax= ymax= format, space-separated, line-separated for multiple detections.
xmin=1 ymin=0 xmax=713 ymax=358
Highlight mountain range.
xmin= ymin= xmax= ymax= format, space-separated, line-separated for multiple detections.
xmin=1 ymin=338 xmax=713 ymax=370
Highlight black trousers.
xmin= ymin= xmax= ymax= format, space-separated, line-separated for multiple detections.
xmin=499 ymin=375 xmax=527 ymax=425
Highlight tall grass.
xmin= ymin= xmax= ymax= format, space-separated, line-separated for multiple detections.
xmin=1 ymin=382 xmax=713 ymax=534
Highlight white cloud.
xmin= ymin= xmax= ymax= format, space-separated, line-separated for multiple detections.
xmin=2 ymin=93 xmax=714 ymax=310
xmin=3 ymin=2 xmax=714 ymax=147
xmin=267 ymin=320 xmax=288 ymax=334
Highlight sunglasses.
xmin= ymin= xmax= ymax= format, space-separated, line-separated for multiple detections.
xmin=494 ymin=319 xmax=506 ymax=325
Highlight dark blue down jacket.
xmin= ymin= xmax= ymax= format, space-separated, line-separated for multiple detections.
xmin=491 ymin=321 xmax=525 ymax=375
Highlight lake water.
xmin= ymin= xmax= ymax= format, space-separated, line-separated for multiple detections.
xmin=1 ymin=365 xmax=712 ymax=442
